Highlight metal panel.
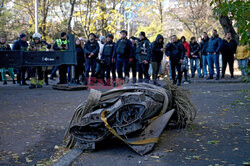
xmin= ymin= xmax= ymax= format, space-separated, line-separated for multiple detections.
xmin=0 ymin=34 xmax=76 ymax=68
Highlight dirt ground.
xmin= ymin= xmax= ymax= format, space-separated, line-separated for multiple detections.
xmin=0 ymin=80 xmax=249 ymax=166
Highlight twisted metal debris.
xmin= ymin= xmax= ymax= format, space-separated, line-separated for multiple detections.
xmin=65 ymin=80 xmax=197 ymax=155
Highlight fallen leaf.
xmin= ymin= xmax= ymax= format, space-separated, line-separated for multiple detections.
xmin=207 ymin=140 xmax=220 ymax=144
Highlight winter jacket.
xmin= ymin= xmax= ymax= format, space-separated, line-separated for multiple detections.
xmin=182 ymin=41 xmax=190 ymax=58
xmin=112 ymin=38 xmax=133 ymax=59
xmin=76 ymin=44 xmax=85 ymax=65
xmin=235 ymin=45 xmax=250 ymax=60
xmin=12 ymin=39 xmax=28 ymax=51
xmin=84 ymin=40 xmax=99 ymax=59
xmin=0 ymin=42 xmax=11 ymax=51
xmin=151 ymin=34 xmax=164 ymax=62
xmin=189 ymin=42 xmax=200 ymax=59
xmin=101 ymin=41 xmax=115 ymax=65
xmin=221 ymin=38 xmax=237 ymax=58
xmin=200 ymin=37 xmax=210 ymax=55
xmin=137 ymin=37 xmax=151 ymax=63
xmin=206 ymin=35 xmax=222 ymax=54
xmin=165 ymin=41 xmax=185 ymax=63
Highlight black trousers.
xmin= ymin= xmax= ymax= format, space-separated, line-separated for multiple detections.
xmin=58 ymin=64 xmax=67 ymax=84
xmin=75 ymin=64 xmax=84 ymax=80
xmin=129 ymin=60 xmax=137 ymax=78
xmin=171 ymin=61 xmax=182 ymax=84
xmin=222 ymin=55 xmax=234 ymax=77
xmin=17 ymin=67 xmax=27 ymax=83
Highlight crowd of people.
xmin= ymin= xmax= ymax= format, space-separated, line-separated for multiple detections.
xmin=0 ymin=29 xmax=249 ymax=88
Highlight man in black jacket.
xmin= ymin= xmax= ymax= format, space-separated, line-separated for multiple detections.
xmin=101 ymin=34 xmax=115 ymax=85
xmin=13 ymin=33 xmax=29 ymax=86
xmin=165 ymin=35 xmax=184 ymax=86
xmin=112 ymin=30 xmax=133 ymax=84
xmin=83 ymin=33 xmax=99 ymax=85
xmin=221 ymin=32 xmax=237 ymax=78
xmin=200 ymin=32 xmax=210 ymax=78
xmin=137 ymin=32 xmax=151 ymax=83
xmin=151 ymin=34 xmax=164 ymax=85
xmin=189 ymin=37 xmax=202 ymax=78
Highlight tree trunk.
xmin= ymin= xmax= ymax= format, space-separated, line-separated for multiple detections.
xmin=67 ymin=0 xmax=76 ymax=34
xmin=219 ymin=15 xmax=239 ymax=43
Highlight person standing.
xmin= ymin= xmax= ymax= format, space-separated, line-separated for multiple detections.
xmin=75 ymin=38 xmax=85 ymax=84
xmin=101 ymin=34 xmax=115 ymax=85
xmin=165 ymin=35 xmax=184 ymax=86
xmin=95 ymin=36 xmax=106 ymax=83
xmin=137 ymin=32 xmax=151 ymax=83
xmin=0 ymin=34 xmax=15 ymax=85
xmin=200 ymin=32 xmax=210 ymax=78
xmin=83 ymin=33 xmax=99 ymax=85
xmin=112 ymin=30 xmax=133 ymax=84
xmin=151 ymin=34 xmax=164 ymax=85
xmin=129 ymin=36 xmax=137 ymax=83
xmin=221 ymin=32 xmax=237 ymax=79
xmin=13 ymin=33 xmax=29 ymax=86
xmin=28 ymin=33 xmax=51 ymax=89
xmin=53 ymin=32 xmax=69 ymax=84
xmin=235 ymin=44 xmax=249 ymax=77
xmin=189 ymin=37 xmax=202 ymax=78
xmin=180 ymin=36 xmax=190 ymax=83
xmin=206 ymin=29 xmax=222 ymax=80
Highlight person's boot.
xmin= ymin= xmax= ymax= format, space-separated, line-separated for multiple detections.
xmin=36 ymin=79 xmax=44 ymax=88
xmin=215 ymin=76 xmax=220 ymax=80
xmin=207 ymin=76 xmax=213 ymax=80
xmin=231 ymin=75 xmax=235 ymax=79
xmin=3 ymin=80 xmax=7 ymax=85
xmin=221 ymin=74 xmax=225 ymax=79
xmin=29 ymin=84 xmax=36 ymax=89
xmin=12 ymin=79 xmax=16 ymax=84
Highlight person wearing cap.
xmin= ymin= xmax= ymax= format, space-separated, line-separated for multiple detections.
xmin=137 ymin=31 xmax=151 ymax=83
xmin=101 ymin=34 xmax=115 ymax=85
xmin=83 ymin=33 xmax=99 ymax=85
xmin=13 ymin=33 xmax=29 ymax=86
xmin=112 ymin=30 xmax=133 ymax=84
xmin=151 ymin=34 xmax=164 ymax=86
xmin=130 ymin=36 xmax=137 ymax=83
xmin=28 ymin=33 xmax=51 ymax=89
xmin=53 ymin=32 xmax=69 ymax=84
xmin=0 ymin=34 xmax=16 ymax=85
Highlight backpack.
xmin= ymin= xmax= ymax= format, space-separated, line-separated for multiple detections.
xmin=116 ymin=39 xmax=128 ymax=57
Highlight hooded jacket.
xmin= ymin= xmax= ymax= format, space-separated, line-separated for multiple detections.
xmin=206 ymin=35 xmax=222 ymax=54
xmin=165 ymin=41 xmax=185 ymax=62
xmin=151 ymin=34 xmax=164 ymax=62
